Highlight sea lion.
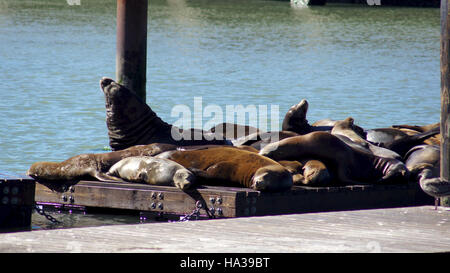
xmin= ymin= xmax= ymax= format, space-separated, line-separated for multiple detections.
xmin=259 ymin=132 xmax=409 ymax=185
xmin=301 ymin=160 xmax=331 ymax=186
xmin=331 ymin=117 xmax=401 ymax=160
xmin=100 ymin=77 xmax=230 ymax=150
xmin=278 ymin=160 xmax=305 ymax=185
xmin=405 ymin=145 xmax=440 ymax=178
xmin=107 ymin=156 xmax=195 ymax=190
xmin=392 ymin=122 xmax=439 ymax=133
xmin=379 ymin=127 xmax=440 ymax=158
xmin=233 ymin=131 xmax=299 ymax=150
xmin=282 ymin=99 xmax=365 ymax=136
xmin=27 ymin=143 xmax=178 ymax=188
xmin=366 ymin=128 xmax=410 ymax=145
xmin=156 ymin=147 xmax=293 ymax=192
xmin=282 ymin=99 xmax=312 ymax=134
xmin=208 ymin=123 xmax=260 ymax=140
xmin=278 ymin=160 xmax=331 ymax=186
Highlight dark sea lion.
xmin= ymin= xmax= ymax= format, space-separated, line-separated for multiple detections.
xmin=259 ymin=132 xmax=409 ymax=185
xmin=208 ymin=123 xmax=260 ymax=140
xmin=27 ymin=143 xmax=177 ymax=190
xmin=380 ymin=127 xmax=440 ymax=158
xmin=156 ymin=147 xmax=293 ymax=192
xmin=282 ymin=99 xmax=366 ymax=136
xmin=233 ymin=131 xmax=299 ymax=150
xmin=366 ymin=128 xmax=409 ymax=145
xmin=282 ymin=99 xmax=312 ymax=134
xmin=107 ymin=156 xmax=195 ymax=190
xmin=405 ymin=145 xmax=440 ymax=178
xmin=100 ymin=77 xmax=229 ymax=150
xmin=331 ymin=117 xmax=401 ymax=160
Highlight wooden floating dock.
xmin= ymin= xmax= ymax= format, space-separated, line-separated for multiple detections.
xmin=0 ymin=172 xmax=35 ymax=230
xmin=34 ymin=178 xmax=434 ymax=219
xmin=0 ymin=205 xmax=448 ymax=253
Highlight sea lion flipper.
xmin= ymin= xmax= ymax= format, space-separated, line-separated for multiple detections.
xmin=94 ymin=172 xmax=126 ymax=183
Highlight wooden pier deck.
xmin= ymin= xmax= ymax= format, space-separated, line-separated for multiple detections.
xmin=0 ymin=205 xmax=448 ymax=253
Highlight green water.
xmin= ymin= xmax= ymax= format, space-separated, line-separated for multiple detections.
xmin=0 ymin=0 xmax=441 ymax=228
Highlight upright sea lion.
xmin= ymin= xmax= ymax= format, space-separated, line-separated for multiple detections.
xmin=156 ymin=147 xmax=293 ymax=192
xmin=27 ymin=143 xmax=178 ymax=187
xmin=282 ymin=99 xmax=366 ymax=136
xmin=100 ymin=77 xmax=230 ymax=150
xmin=259 ymin=132 xmax=409 ymax=185
xmin=331 ymin=117 xmax=401 ymax=160
xmin=107 ymin=156 xmax=195 ymax=190
xmin=282 ymin=99 xmax=312 ymax=134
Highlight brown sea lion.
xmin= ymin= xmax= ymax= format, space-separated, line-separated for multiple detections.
xmin=278 ymin=160 xmax=331 ymax=186
xmin=278 ymin=160 xmax=305 ymax=184
xmin=100 ymin=77 xmax=230 ymax=151
xmin=156 ymin=147 xmax=293 ymax=192
xmin=331 ymin=117 xmax=401 ymax=160
xmin=301 ymin=160 xmax=331 ymax=186
xmin=27 ymin=143 xmax=178 ymax=191
xmin=259 ymin=132 xmax=409 ymax=185
xmin=107 ymin=156 xmax=195 ymax=190
xmin=392 ymin=122 xmax=439 ymax=133
xmin=395 ymin=126 xmax=440 ymax=146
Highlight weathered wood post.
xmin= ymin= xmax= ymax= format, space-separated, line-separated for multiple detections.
xmin=441 ymin=0 xmax=450 ymax=206
xmin=116 ymin=0 xmax=148 ymax=102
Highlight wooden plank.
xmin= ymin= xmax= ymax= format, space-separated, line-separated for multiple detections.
xmin=0 ymin=173 xmax=35 ymax=230
xmin=35 ymin=181 xmax=244 ymax=218
xmin=0 ymin=206 xmax=448 ymax=253
xmin=35 ymin=179 xmax=434 ymax=219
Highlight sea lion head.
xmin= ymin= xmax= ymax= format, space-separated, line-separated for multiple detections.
xmin=173 ymin=169 xmax=196 ymax=190
xmin=27 ymin=162 xmax=60 ymax=181
xmin=251 ymin=165 xmax=293 ymax=192
xmin=379 ymin=159 xmax=409 ymax=183
xmin=282 ymin=99 xmax=310 ymax=134
xmin=100 ymin=77 xmax=150 ymax=124
xmin=100 ymin=77 xmax=171 ymax=150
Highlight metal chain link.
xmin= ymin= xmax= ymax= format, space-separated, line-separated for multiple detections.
xmin=178 ymin=201 xmax=215 ymax=222
xmin=34 ymin=203 xmax=62 ymax=224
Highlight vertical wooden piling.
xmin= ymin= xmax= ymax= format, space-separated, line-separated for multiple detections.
xmin=116 ymin=0 xmax=148 ymax=102
xmin=441 ymin=0 xmax=450 ymax=207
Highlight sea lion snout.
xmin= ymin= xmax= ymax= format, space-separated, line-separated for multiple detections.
xmin=100 ymin=77 xmax=115 ymax=91
xmin=173 ymin=169 xmax=195 ymax=190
